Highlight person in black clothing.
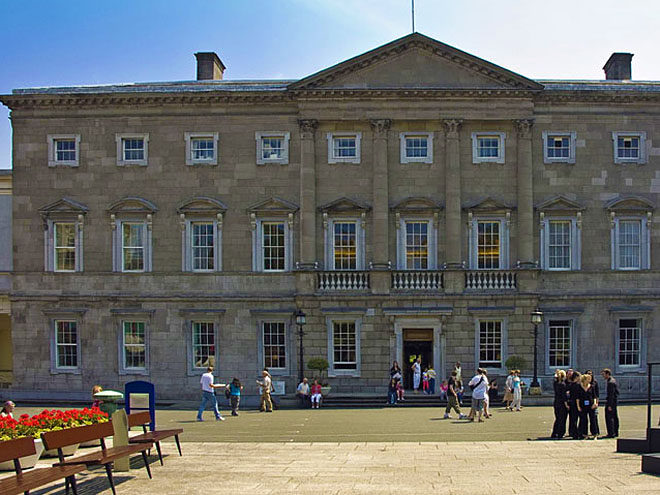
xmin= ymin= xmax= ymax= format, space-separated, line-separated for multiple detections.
xmin=577 ymin=373 xmax=598 ymax=439
xmin=601 ymin=368 xmax=620 ymax=437
xmin=551 ymin=369 xmax=569 ymax=438
xmin=567 ymin=371 xmax=581 ymax=439
xmin=585 ymin=370 xmax=600 ymax=437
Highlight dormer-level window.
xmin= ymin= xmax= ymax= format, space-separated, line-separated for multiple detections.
xmin=48 ymin=134 xmax=80 ymax=167
xmin=185 ymin=132 xmax=218 ymax=165
xmin=471 ymin=132 xmax=505 ymax=164
xmin=116 ymin=134 xmax=149 ymax=166
xmin=612 ymin=132 xmax=646 ymax=164
xmin=256 ymin=132 xmax=290 ymax=165
xmin=400 ymin=132 xmax=433 ymax=164
xmin=327 ymin=133 xmax=361 ymax=164
xmin=542 ymin=131 xmax=576 ymax=164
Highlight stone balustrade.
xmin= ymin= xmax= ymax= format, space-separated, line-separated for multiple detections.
xmin=465 ymin=270 xmax=517 ymax=290
xmin=391 ymin=271 xmax=443 ymax=290
xmin=317 ymin=271 xmax=370 ymax=291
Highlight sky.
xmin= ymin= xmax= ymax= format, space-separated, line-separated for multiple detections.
xmin=2 ymin=0 xmax=660 ymax=170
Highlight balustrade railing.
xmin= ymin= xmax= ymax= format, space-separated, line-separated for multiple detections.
xmin=391 ymin=271 xmax=443 ymax=290
xmin=317 ymin=271 xmax=370 ymax=291
xmin=465 ymin=270 xmax=517 ymax=290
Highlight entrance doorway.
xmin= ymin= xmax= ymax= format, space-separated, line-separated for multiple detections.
xmin=403 ymin=328 xmax=433 ymax=390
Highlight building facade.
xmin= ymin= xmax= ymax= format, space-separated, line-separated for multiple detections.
xmin=1 ymin=33 xmax=659 ymax=400
xmin=0 ymin=170 xmax=11 ymax=389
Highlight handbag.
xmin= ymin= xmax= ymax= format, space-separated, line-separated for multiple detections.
xmin=469 ymin=376 xmax=484 ymax=391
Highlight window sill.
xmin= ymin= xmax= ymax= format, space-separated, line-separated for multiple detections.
xmin=48 ymin=161 xmax=79 ymax=168
xmin=117 ymin=161 xmax=148 ymax=167
xmin=50 ymin=368 xmax=82 ymax=375
xmin=119 ymin=369 xmax=150 ymax=376
xmin=186 ymin=161 xmax=218 ymax=167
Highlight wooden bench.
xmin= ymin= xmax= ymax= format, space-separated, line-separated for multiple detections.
xmin=127 ymin=411 xmax=183 ymax=466
xmin=0 ymin=436 xmax=85 ymax=495
xmin=42 ymin=421 xmax=154 ymax=495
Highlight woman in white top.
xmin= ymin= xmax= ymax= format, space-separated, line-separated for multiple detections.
xmin=412 ymin=357 xmax=422 ymax=392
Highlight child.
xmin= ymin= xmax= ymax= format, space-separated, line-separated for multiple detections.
xmin=388 ymin=378 xmax=397 ymax=405
xmin=310 ymin=379 xmax=322 ymax=409
xmin=227 ymin=377 xmax=243 ymax=416
xmin=396 ymin=379 xmax=405 ymax=402
xmin=422 ymin=368 xmax=430 ymax=394
xmin=91 ymin=385 xmax=103 ymax=409
xmin=439 ymin=380 xmax=448 ymax=400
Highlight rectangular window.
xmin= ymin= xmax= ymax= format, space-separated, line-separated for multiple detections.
xmin=191 ymin=138 xmax=215 ymax=161
xmin=477 ymin=221 xmax=500 ymax=269
xmin=477 ymin=137 xmax=500 ymax=158
xmin=542 ymin=131 xmax=576 ymax=164
xmin=612 ymin=132 xmax=646 ymax=164
xmin=478 ymin=320 xmax=502 ymax=368
xmin=55 ymin=139 xmax=77 ymax=162
xmin=618 ymin=319 xmax=641 ymax=367
xmin=55 ymin=320 xmax=78 ymax=369
xmin=263 ymin=321 xmax=286 ymax=369
xmin=192 ymin=321 xmax=215 ymax=369
xmin=48 ymin=134 xmax=81 ymax=167
xmin=617 ymin=136 xmax=639 ymax=160
xmin=547 ymin=136 xmax=569 ymax=159
xmin=472 ymin=132 xmax=505 ymax=164
xmin=123 ymin=321 xmax=146 ymax=370
xmin=333 ymin=222 xmax=357 ymax=270
xmin=262 ymin=137 xmax=285 ymax=160
xmin=548 ymin=320 xmax=571 ymax=368
xmin=405 ymin=137 xmax=428 ymax=158
xmin=333 ymin=321 xmax=357 ymax=370
xmin=262 ymin=222 xmax=286 ymax=271
xmin=548 ymin=221 xmax=571 ymax=270
xmin=122 ymin=223 xmax=145 ymax=272
xmin=54 ymin=222 xmax=76 ymax=272
xmin=618 ymin=220 xmax=641 ymax=269
xmin=191 ymin=222 xmax=215 ymax=271
xmin=333 ymin=137 xmax=356 ymax=158
xmin=405 ymin=221 xmax=428 ymax=269
xmin=122 ymin=138 xmax=145 ymax=161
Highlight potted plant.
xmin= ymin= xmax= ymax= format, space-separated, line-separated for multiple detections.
xmin=307 ymin=357 xmax=331 ymax=396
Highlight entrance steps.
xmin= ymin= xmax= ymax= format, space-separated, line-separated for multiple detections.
xmin=322 ymin=394 xmax=447 ymax=408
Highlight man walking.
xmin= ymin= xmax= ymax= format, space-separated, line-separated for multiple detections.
xmin=444 ymin=370 xmax=465 ymax=419
xmin=256 ymin=369 xmax=274 ymax=412
xmin=468 ymin=368 xmax=489 ymax=422
xmin=197 ymin=366 xmax=226 ymax=421
xmin=601 ymin=368 xmax=620 ymax=438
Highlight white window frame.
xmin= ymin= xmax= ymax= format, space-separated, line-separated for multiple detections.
xmin=471 ymin=132 xmax=505 ymax=164
xmin=327 ymin=132 xmax=361 ymax=164
xmin=611 ymin=216 xmax=650 ymax=270
xmin=474 ymin=318 xmax=507 ymax=374
xmin=45 ymin=219 xmax=84 ymax=272
xmin=112 ymin=218 xmax=153 ymax=273
xmin=616 ymin=317 xmax=644 ymax=372
xmin=252 ymin=217 xmax=293 ymax=272
xmin=120 ymin=320 xmax=149 ymax=374
xmin=190 ymin=320 xmax=217 ymax=371
xmin=327 ymin=316 xmax=361 ymax=377
xmin=545 ymin=319 xmax=575 ymax=371
xmin=183 ymin=219 xmax=222 ymax=272
xmin=51 ymin=319 xmax=81 ymax=373
xmin=540 ymin=216 xmax=581 ymax=271
xmin=396 ymin=217 xmax=437 ymax=270
xmin=612 ymin=131 xmax=647 ymax=164
xmin=184 ymin=132 xmax=218 ymax=166
xmin=468 ymin=216 xmax=510 ymax=270
xmin=542 ymin=131 xmax=576 ymax=164
xmin=256 ymin=132 xmax=290 ymax=165
xmin=116 ymin=133 xmax=149 ymax=166
xmin=48 ymin=134 xmax=81 ymax=167
xmin=399 ymin=132 xmax=433 ymax=164
xmin=323 ymin=216 xmax=366 ymax=270
xmin=261 ymin=321 xmax=288 ymax=371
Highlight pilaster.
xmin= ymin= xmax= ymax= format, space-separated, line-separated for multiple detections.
xmin=443 ymin=119 xmax=463 ymax=268
xmin=298 ymin=119 xmax=318 ymax=269
xmin=370 ymin=119 xmax=392 ymax=269
xmin=515 ymin=119 xmax=535 ymax=268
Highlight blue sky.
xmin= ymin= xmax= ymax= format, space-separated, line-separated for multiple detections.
xmin=2 ymin=0 xmax=660 ymax=170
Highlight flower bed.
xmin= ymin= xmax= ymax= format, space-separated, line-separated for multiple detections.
xmin=0 ymin=407 xmax=108 ymax=441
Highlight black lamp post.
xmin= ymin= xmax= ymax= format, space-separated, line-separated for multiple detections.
xmin=294 ymin=309 xmax=307 ymax=384
xmin=530 ymin=309 xmax=543 ymax=388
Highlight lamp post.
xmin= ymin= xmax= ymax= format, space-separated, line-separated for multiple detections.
xmin=530 ymin=309 xmax=543 ymax=390
xmin=294 ymin=309 xmax=307 ymax=384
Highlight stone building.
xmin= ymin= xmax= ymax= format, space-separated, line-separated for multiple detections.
xmin=0 ymin=170 xmax=11 ymax=389
xmin=1 ymin=33 xmax=658 ymax=400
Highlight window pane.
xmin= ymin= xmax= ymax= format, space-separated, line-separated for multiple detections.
xmin=333 ymin=321 xmax=357 ymax=370
xmin=405 ymin=137 xmax=428 ymax=158
xmin=548 ymin=221 xmax=571 ymax=269
xmin=333 ymin=137 xmax=357 ymax=158
xmin=479 ymin=320 xmax=502 ymax=368
xmin=618 ymin=220 xmax=641 ymax=269
xmin=54 ymin=222 xmax=76 ymax=271
xmin=123 ymin=321 xmax=146 ymax=369
xmin=192 ymin=222 xmax=214 ymax=271
xmin=262 ymin=222 xmax=286 ymax=271
xmin=477 ymin=137 xmax=500 ymax=158
xmin=618 ymin=137 xmax=639 ymax=159
xmin=123 ymin=223 xmax=145 ymax=271
xmin=618 ymin=319 xmax=641 ymax=366
xmin=123 ymin=138 xmax=145 ymax=160
xmin=56 ymin=320 xmax=78 ymax=368
xmin=547 ymin=136 xmax=570 ymax=158
xmin=548 ymin=320 xmax=571 ymax=367
xmin=477 ymin=221 xmax=500 ymax=269
xmin=405 ymin=221 xmax=428 ymax=269
xmin=262 ymin=137 xmax=284 ymax=159
xmin=333 ymin=222 xmax=357 ymax=270
xmin=263 ymin=322 xmax=286 ymax=369
xmin=191 ymin=138 xmax=215 ymax=160
xmin=55 ymin=139 xmax=76 ymax=161
xmin=192 ymin=321 xmax=215 ymax=369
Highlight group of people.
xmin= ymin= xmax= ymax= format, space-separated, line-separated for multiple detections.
xmin=551 ymin=368 xmax=620 ymax=439
xmin=446 ymin=367 xmax=499 ymax=422
xmin=196 ymin=366 xmax=258 ymax=421
xmin=387 ymin=358 xmax=439 ymax=404
xmin=295 ymin=377 xmax=324 ymax=408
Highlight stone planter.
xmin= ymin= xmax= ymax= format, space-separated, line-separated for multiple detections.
xmin=43 ymin=443 xmax=79 ymax=458
xmin=0 ymin=438 xmax=44 ymax=471
xmin=320 ymin=386 xmax=332 ymax=397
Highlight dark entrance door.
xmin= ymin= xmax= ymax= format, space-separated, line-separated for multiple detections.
xmin=403 ymin=329 xmax=433 ymax=390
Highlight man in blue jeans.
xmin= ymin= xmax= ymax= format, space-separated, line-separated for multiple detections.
xmin=197 ymin=366 xmax=226 ymax=421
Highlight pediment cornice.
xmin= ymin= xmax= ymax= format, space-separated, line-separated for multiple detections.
xmin=177 ymin=196 xmax=227 ymax=215
xmin=247 ymin=197 xmax=299 ymax=214
xmin=390 ymin=197 xmax=443 ymax=212
xmin=39 ymin=197 xmax=89 ymax=216
xmin=318 ymin=197 xmax=371 ymax=213
xmin=463 ymin=197 xmax=515 ymax=212
xmin=108 ymin=197 xmax=158 ymax=214
xmin=605 ymin=195 xmax=655 ymax=212
xmin=536 ymin=195 xmax=585 ymax=212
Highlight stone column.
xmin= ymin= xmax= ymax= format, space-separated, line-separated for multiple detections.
xmin=298 ymin=119 xmax=318 ymax=269
xmin=515 ymin=119 xmax=535 ymax=268
xmin=443 ymin=119 xmax=463 ymax=268
xmin=370 ymin=119 xmax=392 ymax=269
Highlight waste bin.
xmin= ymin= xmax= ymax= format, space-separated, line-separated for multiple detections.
xmin=94 ymin=390 xmax=124 ymax=416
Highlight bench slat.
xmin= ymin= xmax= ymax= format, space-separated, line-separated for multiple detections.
xmin=130 ymin=429 xmax=183 ymax=443
xmin=55 ymin=443 xmax=153 ymax=466
xmin=42 ymin=421 xmax=114 ymax=450
xmin=0 ymin=437 xmax=36 ymax=463
xmin=0 ymin=465 xmax=85 ymax=495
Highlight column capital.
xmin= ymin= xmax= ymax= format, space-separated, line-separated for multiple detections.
xmin=369 ymin=119 xmax=392 ymax=137
xmin=515 ymin=119 xmax=534 ymax=138
xmin=442 ymin=119 xmax=463 ymax=137
xmin=297 ymin=119 xmax=318 ymax=139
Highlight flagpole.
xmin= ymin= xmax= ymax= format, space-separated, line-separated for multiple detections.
xmin=412 ymin=0 xmax=415 ymax=33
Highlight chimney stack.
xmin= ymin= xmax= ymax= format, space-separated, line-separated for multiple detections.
xmin=195 ymin=52 xmax=225 ymax=81
xmin=603 ymin=53 xmax=633 ymax=80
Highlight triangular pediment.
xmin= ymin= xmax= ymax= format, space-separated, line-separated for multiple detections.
xmin=391 ymin=197 xmax=442 ymax=211
xmin=177 ymin=196 xmax=227 ymax=215
xmin=606 ymin=195 xmax=656 ymax=212
xmin=247 ymin=197 xmax=299 ymax=214
xmin=39 ymin=197 xmax=89 ymax=216
xmin=290 ymin=33 xmax=542 ymax=91
xmin=536 ymin=195 xmax=585 ymax=212
xmin=463 ymin=197 xmax=514 ymax=212
xmin=108 ymin=197 xmax=158 ymax=214
xmin=318 ymin=197 xmax=371 ymax=213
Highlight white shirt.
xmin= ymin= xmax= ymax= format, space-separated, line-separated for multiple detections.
xmin=297 ymin=382 xmax=310 ymax=394
xmin=412 ymin=362 xmax=421 ymax=375
xmin=468 ymin=374 xmax=489 ymax=399
xmin=200 ymin=372 xmax=215 ymax=393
